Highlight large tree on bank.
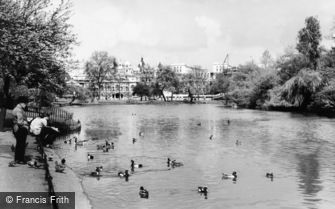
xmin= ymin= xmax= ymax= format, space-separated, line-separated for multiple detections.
xmin=84 ymin=51 xmax=118 ymax=100
xmin=296 ymin=16 xmax=322 ymax=70
xmin=0 ymin=0 xmax=77 ymax=130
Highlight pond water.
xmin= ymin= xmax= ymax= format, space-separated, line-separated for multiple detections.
xmin=54 ymin=104 xmax=335 ymax=209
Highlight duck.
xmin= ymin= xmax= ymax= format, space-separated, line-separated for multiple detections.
xmin=87 ymin=153 xmax=94 ymax=160
xmin=27 ymin=160 xmax=36 ymax=168
xmin=131 ymin=160 xmax=143 ymax=169
xmin=167 ymin=158 xmax=171 ymax=167
xmin=90 ymin=171 xmax=102 ymax=177
xmin=8 ymin=161 xmax=16 ymax=167
xmin=96 ymin=166 xmax=103 ymax=172
xmin=118 ymin=170 xmax=130 ymax=178
xmin=11 ymin=144 xmax=15 ymax=152
xmin=171 ymin=160 xmax=183 ymax=167
xmin=266 ymin=173 xmax=274 ymax=178
xmin=197 ymin=122 xmax=201 ymax=126
xmin=105 ymin=140 xmax=111 ymax=147
xmin=198 ymin=186 xmax=208 ymax=194
xmin=209 ymin=135 xmax=214 ymax=140
xmin=132 ymin=138 xmax=137 ymax=144
xmin=139 ymin=186 xmax=149 ymax=198
xmin=55 ymin=161 xmax=65 ymax=173
xmin=139 ymin=132 xmax=144 ymax=137
xmin=222 ymin=171 xmax=237 ymax=179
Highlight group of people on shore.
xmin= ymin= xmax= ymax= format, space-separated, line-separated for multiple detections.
xmin=11 ymin=96 xmax=59 ymax=164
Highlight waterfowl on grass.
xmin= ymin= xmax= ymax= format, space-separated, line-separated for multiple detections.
xmin=96 ymin=166 xmax=103 ymax=172
xmin=222 ymin=171 xmax=237 ymax=179
xmin=87 ymin=153 xmax=94 ymax=160
xmin=139 ymin=186 xmax=149 ymax=198
xmin=139 ymin=132 xmax=144 ymax=137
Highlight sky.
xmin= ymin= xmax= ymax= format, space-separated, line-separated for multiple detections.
xmin=69 ymin=0 xmax=335 ymax=69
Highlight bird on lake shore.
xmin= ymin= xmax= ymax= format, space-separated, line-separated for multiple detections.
xmin=132 ymin=138 xmax=137 ymax=144
xmin=139 ymin=186 xmax=149 ymax=198
xmin=139 ymin=132 xmax=144 ymax=136
xmin=55 ymin=161 xmax=65 ymax=173
xmin=96 ymin=166 xmax=103 ymax=172
xmin=209 ymin=135 xmax=214 ymax=140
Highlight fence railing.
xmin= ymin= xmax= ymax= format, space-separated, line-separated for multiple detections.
xmin=26 ymin=106 xmax=80 ymax=132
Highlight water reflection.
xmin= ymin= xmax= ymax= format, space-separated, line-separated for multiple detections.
xmin=296 ymin=150 xmax=323 ymax=208
xmin=56 ymin=105 xmax=335 ymax=209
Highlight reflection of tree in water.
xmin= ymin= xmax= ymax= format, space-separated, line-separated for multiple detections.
xmin=296 ymin=149 xmax=323 ymax=207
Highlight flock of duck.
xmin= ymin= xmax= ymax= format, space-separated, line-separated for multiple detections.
xmin=56 ymin=118 xmax=274 ymax=200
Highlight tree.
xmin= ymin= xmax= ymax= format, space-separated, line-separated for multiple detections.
xmin=0 ymin=0 xmax=77 ymax=130
xmin=210 ymin=73 xmax=230 ymax=94
xmin=84 ymin=51 xmax=117 ymax=100
xmin=280 ymin=68 xmax=322 ymax=109
xmin=155 ymin=65 xmax=179 ymax=101
xmin=296 ymin=16 xmax=322 ymax=70
xmin=132 ymin=83 xmax=150 ymax=101
xmin=260 ymin=50 xmax=274 ymax=69
xmin=276 ymin=52 xmax=310 ymax=84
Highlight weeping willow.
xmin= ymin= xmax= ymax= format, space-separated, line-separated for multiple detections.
xmin=280 ymin=68 xmax=322 ymax=108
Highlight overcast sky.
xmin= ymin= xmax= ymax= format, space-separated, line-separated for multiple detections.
xmin=69 ymin=0 xmax=335 ymax=69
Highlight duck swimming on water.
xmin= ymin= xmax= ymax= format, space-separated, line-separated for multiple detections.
xmin=118 ymin=170 xmax=130 ymax=178
xmin=139 ymin=186 xmax=149 ymax=198
xmin=131 ymin=160 xmax=143 ymax=169
xmin=222 ymin=171 xmax=237 ymax=180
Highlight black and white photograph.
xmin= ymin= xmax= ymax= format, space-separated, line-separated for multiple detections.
xmin=1 ymin=0 xmax=335 ymax=209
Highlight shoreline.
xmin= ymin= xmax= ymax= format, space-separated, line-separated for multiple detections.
xmin=44 ymin=147 xmax=92 ymax=209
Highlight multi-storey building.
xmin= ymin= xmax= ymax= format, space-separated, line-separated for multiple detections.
xmin=71 ymin=61 xmax=140 ymax=100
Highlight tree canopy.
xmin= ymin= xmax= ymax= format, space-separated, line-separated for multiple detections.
xmin=84 ymin=51 xmax=118 ymax=99
xmin=0 ymin=0 xmax=77 ymax=130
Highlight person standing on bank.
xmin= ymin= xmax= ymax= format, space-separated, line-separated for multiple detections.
xmin=12 ymin=96 xmax=29 ymax=164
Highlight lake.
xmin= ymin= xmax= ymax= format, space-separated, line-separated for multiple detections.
xmin=53 ymin=104 xmax=335 ymax=209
